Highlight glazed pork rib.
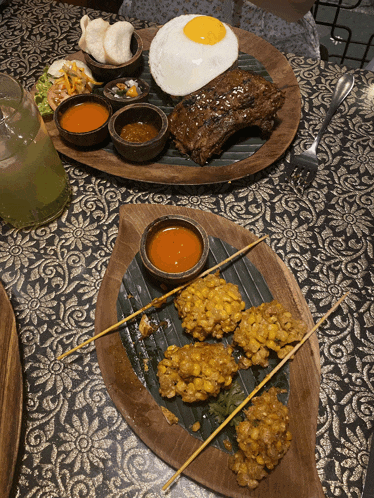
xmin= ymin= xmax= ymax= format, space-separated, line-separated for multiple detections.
xmin=168 ymin=68 xmax=285 ymax=166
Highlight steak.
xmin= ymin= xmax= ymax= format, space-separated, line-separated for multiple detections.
xmin=168 ymin=68 xmax=285 ymax=166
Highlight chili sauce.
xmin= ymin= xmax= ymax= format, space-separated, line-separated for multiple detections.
xmin=60 ymin=101 xmax=109 ymax=133
xmin=147 ymin=225 xmax=203 ymax=273
xmin=120 ymin=122 xmax=159 ymax=143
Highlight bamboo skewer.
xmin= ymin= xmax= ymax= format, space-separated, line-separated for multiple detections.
xmin=162 ymin=292 xmax=349 ymax=492
xmin=57 ymin=235 xmax=268 ymax=361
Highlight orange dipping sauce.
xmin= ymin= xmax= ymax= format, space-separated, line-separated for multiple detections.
xmin=147 ymin=225 xmax=203 ymax=273
xmin=60 ymin=102 xmax=109 ymax=133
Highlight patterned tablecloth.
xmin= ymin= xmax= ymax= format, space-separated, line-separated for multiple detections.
xmin=1 ymin=0 xmax=374 ymax=497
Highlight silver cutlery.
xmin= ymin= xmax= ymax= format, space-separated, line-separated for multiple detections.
xmin=286 ymin=73 xmax=355 ymax=190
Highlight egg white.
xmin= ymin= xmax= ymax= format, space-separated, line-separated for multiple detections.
xmin=149 ymin=14 xmax=239 ymax=97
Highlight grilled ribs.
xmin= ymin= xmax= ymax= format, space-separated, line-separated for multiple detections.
xmin=168 ymin=68 xmax=285 ymax=166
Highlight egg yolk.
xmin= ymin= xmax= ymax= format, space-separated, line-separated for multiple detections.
xmin=183 ymin=16 xmax=226 ymax=45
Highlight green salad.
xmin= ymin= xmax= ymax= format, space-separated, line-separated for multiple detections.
xmin=209 ymin=381 xmax=247 ymax=427
xmin=34 ymin=67 xmax=53 ymax=117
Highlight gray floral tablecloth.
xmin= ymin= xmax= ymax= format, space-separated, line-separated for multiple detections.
xmin=1 ymin=0 xmax=374 ymax=497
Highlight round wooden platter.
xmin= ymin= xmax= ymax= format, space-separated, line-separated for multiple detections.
xmin=0 ymin=281 xmax=23 ymax=498
xmin=45 ymin=26 xmax=301 ymax=185
xmin=95 ymin=204 xmax=325 ymax=498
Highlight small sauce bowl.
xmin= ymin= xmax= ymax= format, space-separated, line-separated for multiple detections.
xmin=140 ymin=215 xmax=210 ymax=286
xmin=109 ymin=103 xmax=169 ymax=162
xmin=83 ymin=31 xmax=143 ymax=82
xmin=103 ymin=77 xmax=150 ymax=111
xmin=54 ymin=93 xmax=112 ymax=148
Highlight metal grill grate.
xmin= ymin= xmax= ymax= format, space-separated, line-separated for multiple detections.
xmin=312 ymin=0 xmax=374 ymax=68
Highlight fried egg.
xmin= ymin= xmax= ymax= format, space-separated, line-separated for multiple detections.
xmin=149 ymin=14 xmax=239 ymax=96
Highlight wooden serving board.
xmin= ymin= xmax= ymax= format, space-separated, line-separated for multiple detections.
xmin=45 ymin=26 xmax=301 ymax=185
xmin=95 ymin=204 xmax=325 ymax=498
xmin=0 ymin=282 xmax=23 ymax=498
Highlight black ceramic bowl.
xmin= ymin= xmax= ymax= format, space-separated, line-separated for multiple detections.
xmin=108 ymin=103 xmax=169 ymax=163
xmin=54 ymin=93 xmax=112 ymax=148
xmin=140 ymin=215 xmax=210 ymax=286
xmin=83 ymin=31 xmax=143 ymax=82
xmin=103 ymin=77 xmax=150 ymax=111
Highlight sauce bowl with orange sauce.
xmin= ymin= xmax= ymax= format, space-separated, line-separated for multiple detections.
xmin=54 ymin=94 xmax=112 ymax=148
xmin=140 ymin=215 xmax=210 ymax=286
xmin=109 ymin=103 xmax=169 ymax=163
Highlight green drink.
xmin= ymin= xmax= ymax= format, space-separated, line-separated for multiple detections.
xmin=0 ymin=73 xmax=70 ymax=229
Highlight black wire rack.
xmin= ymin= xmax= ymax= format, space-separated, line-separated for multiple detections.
xmin=312 ymin=0 xmax=374 ymax=68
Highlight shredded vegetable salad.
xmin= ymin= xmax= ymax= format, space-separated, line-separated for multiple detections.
xmin=54 ymin=61 xmax=101 ymax=95
xmin=34 ymin=60 xmax=102 ymax=116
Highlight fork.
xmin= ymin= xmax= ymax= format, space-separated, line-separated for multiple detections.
xmin=286 ymin=73 xmax=355 ymax=190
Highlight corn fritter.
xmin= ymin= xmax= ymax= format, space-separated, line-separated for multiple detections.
xmin=229 ymin=387 xmax=292 ymax=489
xmin=233 ymin=300 xmax=307 ymax=367
xmin=174 ymin=272 xmax=245 ymax=341
xmin=157 ymin=342 xmax=238 ymax=403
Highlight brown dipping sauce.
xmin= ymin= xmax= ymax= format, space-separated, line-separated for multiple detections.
xmin=120 ymin=122 xmax=159 ymax=143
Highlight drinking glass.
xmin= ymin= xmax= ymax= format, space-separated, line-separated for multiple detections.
xmin=0 ymin=73 xmax=71 ymax=229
